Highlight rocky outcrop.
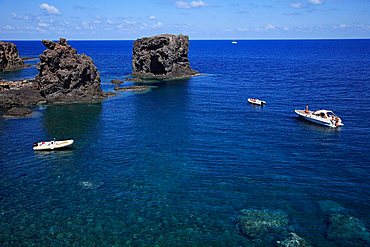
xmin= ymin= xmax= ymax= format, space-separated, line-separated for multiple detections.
xmin=0 ymin=42 xmax=25 ymax=71
xmin=0 ymin=41 xmax=25 ymax=71
xmin=4 ymin=107 xmax=32 ymax=117
xmin=36 ymin=38 xmax=104 ymax=103
xmin=132 ymin=34 xmax=198 ymax=80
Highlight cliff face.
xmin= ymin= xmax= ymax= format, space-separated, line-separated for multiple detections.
xmin=36 ymin=38 xmax=104 ymax=103
xmin=0 ymin=41 xmax=25 ymax=71
xmin=132 ymin=34 xmax=198 ymax=80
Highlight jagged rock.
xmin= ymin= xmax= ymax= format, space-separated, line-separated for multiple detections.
xmin=276 ymin=233 xmax=312 ymax=247
xmin=0 ymin=41 xmax=25 ymax=71
xmin=236 ymin=209 xmax=289 ymax=240
xmin=326 ymin=213 xmax=370 ymax=246
xmin=132 ymin=34 xmax=198 ymax=80
xmin=4 ymin=107 xmax=32 ymax=117
xmin=111 ymin=79 xmax=124 ymax=85
xmin=36 ymin=38 xmax=104 ymax=103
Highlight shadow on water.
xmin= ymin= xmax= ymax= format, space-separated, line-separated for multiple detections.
xmin=42 ymin=103 xmax=102 ymax=140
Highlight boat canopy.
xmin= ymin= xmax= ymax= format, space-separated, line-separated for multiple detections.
xmin=312 ymin=110 xmax=338 ymax=118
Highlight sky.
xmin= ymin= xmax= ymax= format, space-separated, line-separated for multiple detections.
xmin=0 ymin=0 xmax=370 ymax=40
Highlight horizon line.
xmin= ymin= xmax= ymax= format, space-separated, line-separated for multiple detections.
xmin=3 ymin=37 xmax=370 ymax=41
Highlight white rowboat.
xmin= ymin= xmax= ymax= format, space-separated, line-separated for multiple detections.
xmin=33 ymin=139 xmax=74 ymax=151
xmin=248 ymin=98 xmax=266 ymax=106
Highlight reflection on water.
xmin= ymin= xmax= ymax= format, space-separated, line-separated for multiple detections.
xmin=295 ymin=116 xmax=342 ymax=133
xmin=34 ymin=148 xmax=75 ymax=159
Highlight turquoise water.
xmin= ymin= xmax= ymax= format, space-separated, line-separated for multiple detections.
xmin=0 ymin=40 xmax=370 ymax=246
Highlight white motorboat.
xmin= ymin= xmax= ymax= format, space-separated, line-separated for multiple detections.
xmin=33 ymin=139 xmax=74 ymax=151
xmin=232 ymin=40 xmax=238 ymax=44
xmin=295 ymin=106 xmax=343 ymax=128
xmin=248 ymin=98 xmax=266 ymax=106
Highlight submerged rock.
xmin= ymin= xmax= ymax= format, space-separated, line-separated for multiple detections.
xmin=36 ymin=38 xmax=104 ymax=103
xmin=236 ymin=209 xmax=289 ymax=240
xmin=110 ymin=79 xmax=124 ymax=85
xmin=79 ymin=181 xmax=104 ymax=190
xmin=132 ymin=34 xmax=198 ymax=80
xmin=4 ymin=107 xmax=32 ymax=117
xmin=114 ymin=85 xmax=150 ymax=92
xmin=276 ymin=233 xmax=312 ymax=247
xmin=326 ymin=213 xmax=370 ymax=246
xmin=318 ymin=200 xmax=348 ymax=215
xmin=0 ymin=41 xmax=25 ymax=71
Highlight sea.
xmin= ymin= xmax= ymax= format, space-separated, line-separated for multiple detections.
xmin=0 ymin=40 xmax=369 ymax=246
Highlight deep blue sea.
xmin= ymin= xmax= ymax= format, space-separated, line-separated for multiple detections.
xmin=0 ymin=40 xmax=369 ymax=246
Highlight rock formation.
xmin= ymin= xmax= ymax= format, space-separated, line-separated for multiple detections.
xmin=0 ymin=41 xmax=25 ymax=71
xmin=132 ymin=34 xmax=198 ymax=80
xmin=36 ymin=38 xmax=104 ymax=103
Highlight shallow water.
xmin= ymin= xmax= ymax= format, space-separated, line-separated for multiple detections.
xmin=0 ymin=40 xmax=370 ymax=246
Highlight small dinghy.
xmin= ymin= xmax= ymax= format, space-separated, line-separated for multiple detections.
xmin=295 ymin=106 xmax=343 ymax=128
xmin=33 ymin=139 xmax=74 ymax=151
xmin=248 ymin=98 xmax=266 ymax=106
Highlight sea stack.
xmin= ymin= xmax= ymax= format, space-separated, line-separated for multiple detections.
xmin=132 ymin=34 xmax=198 ymax=80
xmin=0 ymin=41 xmax=25 ymax=71
xmin=36 ymin=38 xmax=104 ymax=103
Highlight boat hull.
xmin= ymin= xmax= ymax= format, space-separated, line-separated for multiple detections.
xmin=248 ymin=98 xmax=266 ymax=106
xmin=295 ymin=110 xmax=343 ymax=128
xmin=33 ymin=140 xmax=74 ymax=151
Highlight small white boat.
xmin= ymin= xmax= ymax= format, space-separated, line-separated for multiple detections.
xmin=33 ymin=139 xmax=74 ymax=151
xmin=232 ymin=40 xmax=238 ymax=44
xmin=295 ymin=106 xmax=343 ymax=128
xmin=248 ymin=98 xmax=266 ymax=106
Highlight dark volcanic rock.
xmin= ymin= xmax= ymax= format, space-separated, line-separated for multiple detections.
xmin=132 ymin=34 xmax=198 ymax=80
xmin=36 ymin=38 xmax=104 ymax=103
xmin=276 ymin=233 xmax=312 ymax=247
xmin=0 ymin=41 xmax=25 ymax=71
xmin=4 ymin=107 xmax=32 ymax=117
xmin=0 ymin=88 xmax=44 ymax=108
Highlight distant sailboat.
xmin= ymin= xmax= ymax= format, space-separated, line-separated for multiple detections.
xmin=232 ymin=38 xmax=238 ymax=44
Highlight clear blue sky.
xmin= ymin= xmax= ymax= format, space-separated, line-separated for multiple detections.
xmin=1 ymin=0 xmax=369 ymax=40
